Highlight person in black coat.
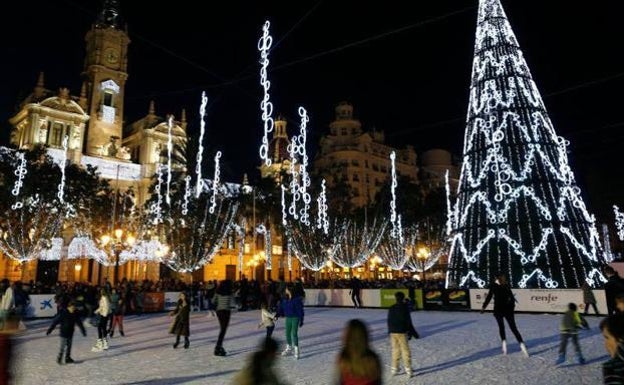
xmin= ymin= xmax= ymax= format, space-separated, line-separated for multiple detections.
xmin=350 ymin=277 xmax=362 ymax=308
xmin=46 ymin=301 xmax=86 ymax=364
xmin=604 ymin=266 xmax=624 ymax=316
xmin=481 ymin=274 xmax=528 ymax=357
xmin=169 ymin=292 xmax=190 ymax=349
xmin=387 ymin=291 xmax=418 ymax=377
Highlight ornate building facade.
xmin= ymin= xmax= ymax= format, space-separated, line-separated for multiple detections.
xmin=314 ymin=102 xmax=419 ymax=207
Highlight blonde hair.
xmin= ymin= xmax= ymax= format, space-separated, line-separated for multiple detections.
xmin=338 ymin=319 xmax=381 ymax=380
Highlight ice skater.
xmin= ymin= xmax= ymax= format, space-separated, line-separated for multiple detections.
xmin=349 ymin=277 xmax=362 ymax=308
xmin=278 ymin=285 xmax=304 ymax=359
xmin=213 ymin=280 xmax=234 ymax=356
xmin=258 ymin=302 xmax=277 ymax=340
xmin=556 ymin=303 xmax=589 ymax=365
xmin=335 ymin=319 xmax=382 ymax=384
xmin=387 ymin=291 xmax=417 ymax=377
xmin=581 ymin=282 xmax=599 ymax=315
xmin=169 ymin=292 xmax=190 ymax=349
xmin=46 ymin=301 xmax=87 ymax=364
xmin=481 ymin=273 xmax=529 ymax=357
xmin=92 ymin=288 xmax=111 ymax=352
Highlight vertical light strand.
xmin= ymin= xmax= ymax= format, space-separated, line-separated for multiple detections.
xmin=388 ymin=151 xmax=402 ymax=243
xmin=182 ymin=175 xmax=191 ymax=215
xmin=297 ymin=107 xmax=311 ymax=225
xmin=196 ymin=92 xmax=208 ymax=197
xmin=166 ymin=115 xmax=173 ymax=205
xmin=614 ymin=205 xmax=624 ymax=241
xmin=57 ymin=135 xmax=69 ymax=204
xmin=11 ymin=152 xmax=27 ymax=210
xmin=287 ymin=237 xmax=293 ymax=272
xmin=258 ymin=20 xmax=274 ymax=167
xmin=602 ymin=223 xmax=614 ymax=263
xmin=281 ymin=184 xmax=288 ymax=226
xmin=316 ymin=179 xmax=329 ymax=234
xmin=209 ymin=151 xmax=222 ymax=214
xmin=152 ymin=164 xmax=164 ymax=224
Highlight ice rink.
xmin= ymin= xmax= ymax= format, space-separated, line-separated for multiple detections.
xmin=11 ymin=308 xmax=606 ymax=384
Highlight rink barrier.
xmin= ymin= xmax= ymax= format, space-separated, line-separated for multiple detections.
xmin=22 ymin=288 xmax=608 ymax=317
xmin=470 ymin=289 xmax=607 ymax=315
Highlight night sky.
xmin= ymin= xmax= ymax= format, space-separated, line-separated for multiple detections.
xmin=1 ymin=1 xmax=623 ymax=221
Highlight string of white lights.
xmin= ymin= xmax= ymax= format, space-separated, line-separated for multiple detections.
xmin=67 ymin=236 xmax=107 ymax=260
xmin=151 ymin=164 xmax=164 ymax=224
xmin=602 ymin=223 xmax=614 ymax=263
xmin=388 ymin=151 xmax=404 ymax=244
xmin=258 ymin=20 xmax=274 ymax=167
xmin=209 ymin=151 xmax=222 ymax=214
xmin=57 ymin=135 xmax=68 ymax=204
xmin=232 ymin=220 xmax=246 ymax=278
xmin=196 ymin=92 xmax=208 ymax=198
xmin=297 ymin=107 xmax=311 ymax=225
xmin=11 ymin=152 xmax=27 ymax=210
xmin=447 ymin=0 xmax=606 ymax=288
xmin=316 ymin=179 xmax=329 ymax=234
xmin=281 ymin=184 xmax=288 ymax=226
xmin=39 ymin=238 xmax=64 ymax=261
xmin=614 ymin=205 xmax=624 ymax=241
xmin=166 ymin=115 xmax=173 ymax=205
xmin=182 ymin=175 xmax=192 ymax=215
xmin=256 ymin=224 xmax=272 ymax=270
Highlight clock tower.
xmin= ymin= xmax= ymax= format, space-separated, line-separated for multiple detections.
xmin=83 ymin=0 xmax=130 ymax=157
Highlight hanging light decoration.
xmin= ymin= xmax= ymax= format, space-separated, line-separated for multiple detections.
xmin=258 ymin=20 xmax=274 ymax=167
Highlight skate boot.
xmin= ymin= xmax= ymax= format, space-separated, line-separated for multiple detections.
xmin=502 ymin=340 xmax=507 ymax=355
xmin=520 ymin=342 xmax=529 ymax=357
xmin=294 ymin=346 xmax=300 ymax=359
xmin=184 ymin=337 xmax=190 ymax=349
xmin=102 ymin=338 xmax=109 ymax=350
xmin=57 ymin=354 xmax=63 ymax=365
xmin=214 ymin=346 xmax=226 ymax=356
xmin=281 ymin=344 xmax=292 ymax=356
xmin=173 ymin=336 xmax=180 ymax=349
xmin=555 ymin=353 xmax=565 ymax=365
xmin=390 ymin=367 xmax=399 ymax=376
xmin=91 ymin=339 xmax=103 ymax=352
xmin=65 ymin=357 xmax=75 ymax=364
xmin=406 ymin=368 xmax=414 ymax=378
xmin=120 ymin=329 xmax=125 ymax=337
xmin=576 ymin=353 xmax=586 ymax=365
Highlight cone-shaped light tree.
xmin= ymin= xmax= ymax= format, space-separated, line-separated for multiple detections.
xmin=446 ymin=0 xmax=606 ymax=288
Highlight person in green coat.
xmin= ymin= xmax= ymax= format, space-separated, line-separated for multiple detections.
xmin=169 ymin=292 xmax=190 ymax=349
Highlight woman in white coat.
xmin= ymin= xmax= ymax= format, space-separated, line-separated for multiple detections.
xmin=92 ymin=288 xmax=111 ymax=352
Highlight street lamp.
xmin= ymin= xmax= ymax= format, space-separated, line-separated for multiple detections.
xmin=417 ymin=246 xmax=430 ymax=284
xmin=101 ymin=228 xmax=135 ymax=285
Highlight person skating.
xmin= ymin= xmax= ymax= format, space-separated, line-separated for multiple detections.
xmin=92 ymin=288 xmax=111 ymax=352
xmin=601 ymin=313 xmax=624 ymax=384
xmin=230 ymin=337 xmax=289 ymax=385
xmin=169 ymin=292 xmax=190 ymax=349
xmin=110 ymin=291 xmax=126 ymax=337
xmin=349 ymin=277 xmax=362 ymax=309
xmin=259 ymin=302 xmax=277 ymax=341
xmin=581 ymin=281 xmax=599 ymax=315
xmin=278 ymin=285 xmax=304 ymax=359
xmin=481 ymin=273 xmax=529 ymax=357
xmin=387 ymin=291 xmax=417 ymax=377
xmin=335 ymin=319 xmax=382 ymax=385
xmin=46 ymin=301 xmax=87 ymax=364
xmin=213 ymin=280 xmax=234 ymax=356
xmin=556 ymin=303 xmax=589 ymax=365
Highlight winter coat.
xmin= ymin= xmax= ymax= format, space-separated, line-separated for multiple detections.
xmin=583 ymin=286 xmax=597 ymax=304
xmin=94 ymin=296 xmax=111 ymax=317
xmin=279 ymin=296 xmax=304 ymax=322
xmin=47 ymin=309 xmax=86 ymax=338
xmin=605 ymin=275 xmax=624 ymax=315
xmin=259 ymin=308 xmax=277 ymax=328
xmin=387 ymin=301 xmax=417 ymax=336
xmin=560 ymin=310 xmax=588 ymax=334
xmin=0 ymin=287 xmax=14 ymax=311
xmin=213 ymin=293 xmax=234 ymax=311
xmin=482 ymin=283 xmax=516 ymax=314
xmin=604 ymin=343 xmax=624 ymax=385
xmin=169 ymin=301 xmax=190 ymax=337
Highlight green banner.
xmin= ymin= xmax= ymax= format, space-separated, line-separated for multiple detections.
xmin=380 ymin=288 xmax=423 ymax=309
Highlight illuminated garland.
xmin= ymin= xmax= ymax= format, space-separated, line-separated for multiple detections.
xmin=119 ymin=239 xmax=169 ymax=263
xmin=281 ymin=184 xmax=288 ymax=226
xmin=151 ymin=164 xmax=164 ymax=224
xmin=602 ymin=224 xmax=614 ymax=263
xmin=297 ymin=107 xmax=311 ymax=225
xmin=232 ymin=220 xmax=246 ymax=278
xmin=389 ymin=151 xmax=403 ymax=243
xmin=258 ymin=20 xmax=274 ymax=167
xmin=166 ymin=115 xmax=173 ymax=205
xmin=256 ymin=224 xmax=272 ymax=270
xmin=11 ymin=152 xmax=27 ymax=210
xmin=287 ymin=133 xmax=300 ymax=220
xmin=39 ymin=238 xmax=63 ymax=261
xmin=287 ymin=237 xmax=293 ymax=272
xmin=287 ymin=220 xmax=344 ymax=271
xmin=57 ymin=135 xmax=68 ymax=204
xmin=209 ymin=151 xmax=222 ymax=214
xmin=196 ymin=92 xmax=208 ymax=197
xmin=182 ymin=175 xmax=191 ymax=215
xmin=316 ymin=179 xmax=329 ymax=234
xmin=67 ymin=236 xmax=107 ymax=261
xmin=614 ymin=205 xmax=624 ymax=241
xmin=331 ymin=219 xmax=386 ymax=269
xmin=446 ymin=0 xmax=606 ymax=288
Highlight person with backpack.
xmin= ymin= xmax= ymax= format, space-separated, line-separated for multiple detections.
xmin=481 ymin=273 xmax=529 ymax=357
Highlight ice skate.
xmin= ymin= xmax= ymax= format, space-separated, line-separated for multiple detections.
xmin=294 ymin=346 xmax=300 ymax=359
xmin=520 ymin=342 xmax=529 ymax=357
xmin=555 ymin=353 xmax=565 ymax=365
xmin=576 ymin=353 xmax=585 ymax=365
xmin=281 ymin=344 xmax=292 ymax=356
xmin=91 ymin=339 xmax=103 ymax=352
xmin=502 ymin=340 xmax=507 ymax=355
xmin=102 ymin=338 xmax=109 ymax=350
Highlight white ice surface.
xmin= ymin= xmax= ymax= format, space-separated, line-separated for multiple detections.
xmin=12 ymin=309 xmax=606 ymax=384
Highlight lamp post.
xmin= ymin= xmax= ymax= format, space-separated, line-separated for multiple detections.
xmin=101 ymin=229 xmax=135 ymax=286
xmin=417 ymin=246 xmax=430 ymax=284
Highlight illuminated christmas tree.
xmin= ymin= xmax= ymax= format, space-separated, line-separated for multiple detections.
xmin=446 ymin=0 xmax=606 ymax=288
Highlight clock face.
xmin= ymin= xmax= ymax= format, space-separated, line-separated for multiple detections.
xmin=104 ymin=48 xmax=119 ymax=64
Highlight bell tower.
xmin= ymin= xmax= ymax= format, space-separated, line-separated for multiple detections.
xmin=83 ymin=0 xmax=130 ymax=157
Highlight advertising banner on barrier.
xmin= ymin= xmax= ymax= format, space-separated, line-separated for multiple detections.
xmin=143 ymin=292 xmax=164 ymax=312
xmin=379 ymin=289 xmax=423 ymax=309
xmin=470 ymin=288 xmax=607 ymax=314
xmin=446 ymin=289 xmax=470 ymax=309
xmin=26 ymin=294 xmax=57 ymax=318
xmin=304 ymin=289 xmax=381 ymax=307
xmin=423 ymin=289 xmax=444 ymax=309
xmin=164 ymin=292 xmax=180 ymax=311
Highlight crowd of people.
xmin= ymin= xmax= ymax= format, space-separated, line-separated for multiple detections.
xmin=1 ymin=266 xmax=624 ymax=384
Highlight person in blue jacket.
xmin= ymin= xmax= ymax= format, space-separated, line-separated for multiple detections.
xmin=278 ymin=285 xmax=304 ymax=359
